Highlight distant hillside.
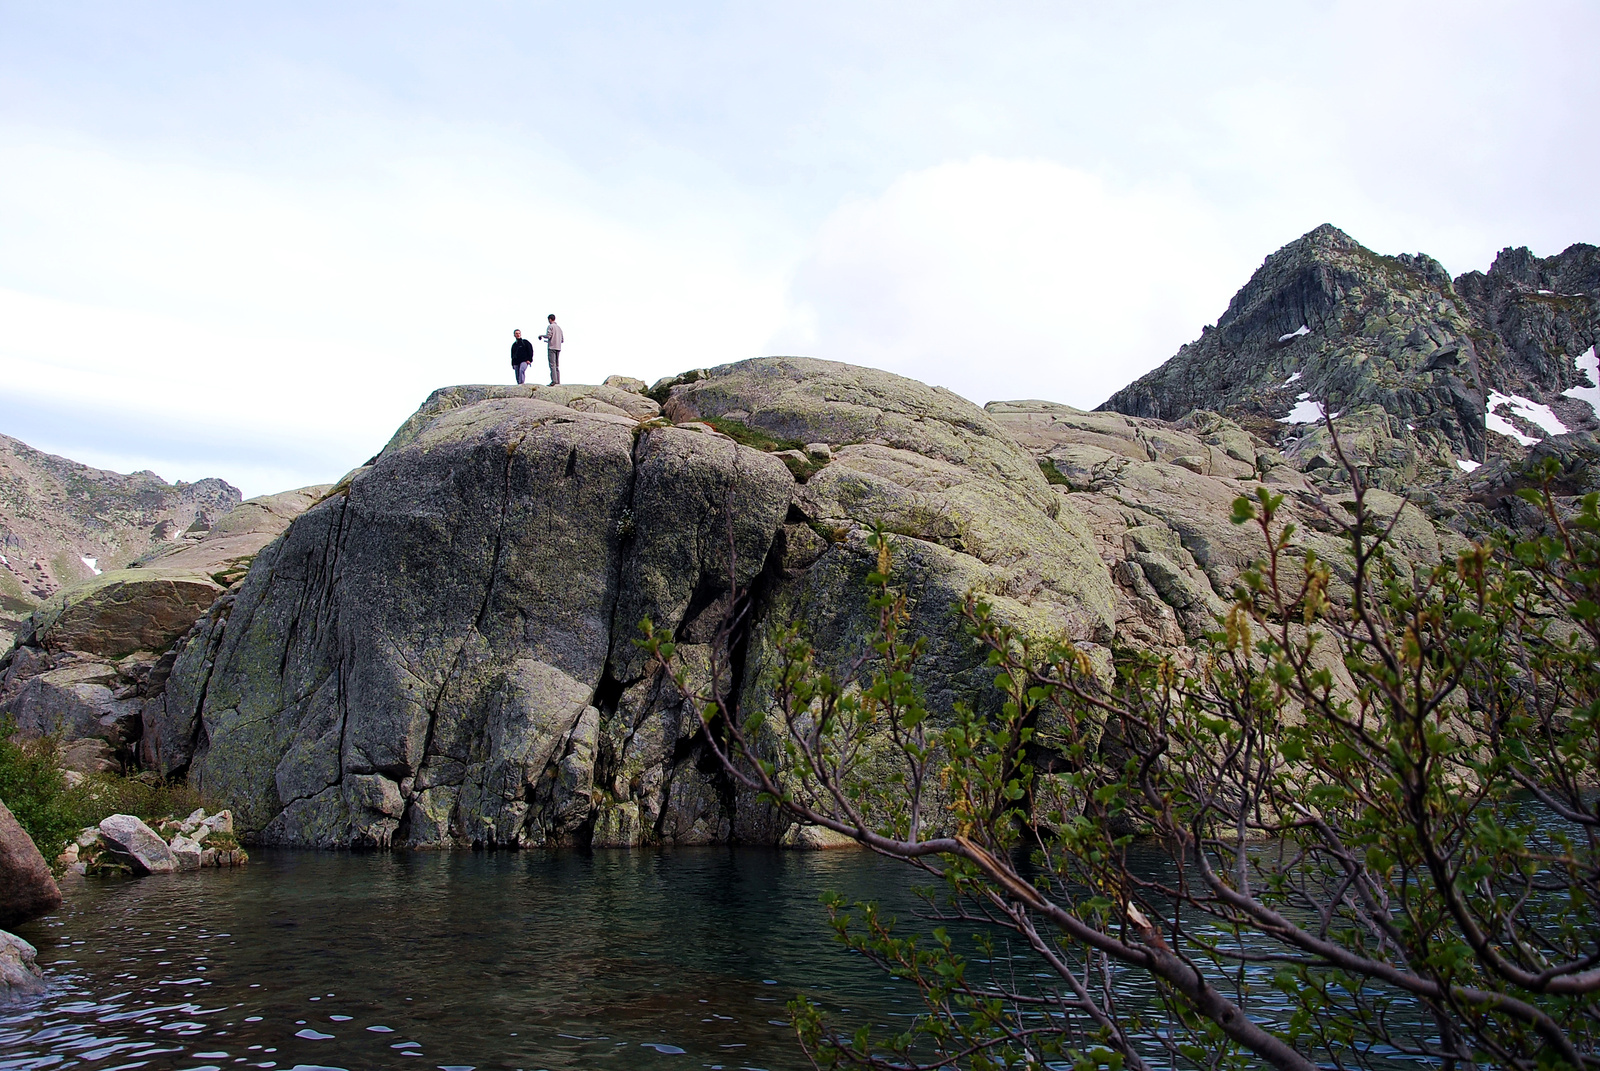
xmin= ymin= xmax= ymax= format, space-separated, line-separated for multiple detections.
xmin=1099 ymin=225 xmax=1599 ymax=490
xmin=0 ymin=434 xmax=241 ymax=638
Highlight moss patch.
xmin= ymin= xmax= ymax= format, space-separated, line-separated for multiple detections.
xmin=648 ymin=368 xmax=704 ymax=404
xmin=1038 ymin=459 xmax=1070 ymax=487
xmin=779 ymin=454 xmax=827 ymax=483
xmin=701 ymin=417 xmax=805 ymax=454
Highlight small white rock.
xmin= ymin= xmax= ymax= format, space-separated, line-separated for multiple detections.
xmin=168 ymin=835 xmax=204 ymax=871
xmin=804 ymin=442 xmax=832 ymax=461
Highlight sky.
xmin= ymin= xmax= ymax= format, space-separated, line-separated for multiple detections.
xmin=1 ymin=2 xmax=1596 ymax=497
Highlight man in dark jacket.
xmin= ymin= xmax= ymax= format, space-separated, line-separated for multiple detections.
xmin=511 ymin=329 xmax=534 ymax=384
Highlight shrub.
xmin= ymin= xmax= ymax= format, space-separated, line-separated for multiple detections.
xmin=0 ymin=731 xmax=83 ymax=863
xmin=0 ymin=727 xmax=207 ymax=863
xmin=644 ymin=457 xmax=1600 ymax=1069
xmin=71 ymin=770 xmax=206 ymax=831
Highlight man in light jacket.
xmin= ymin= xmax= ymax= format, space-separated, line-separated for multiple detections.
xmin=539 ymin=314 xmax=564 ymax=385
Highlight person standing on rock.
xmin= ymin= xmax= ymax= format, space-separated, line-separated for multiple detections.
xmin=510 ymin=329 xmax=534 ymax=385
xmin=539 ymin=314 xmax=563 ymax=385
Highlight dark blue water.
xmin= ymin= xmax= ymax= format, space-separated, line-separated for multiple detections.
xmin=0 ymin=848 xmax=931 ymax=1071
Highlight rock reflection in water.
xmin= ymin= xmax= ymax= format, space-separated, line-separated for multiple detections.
xmin=0 ymin=848 xmax=923 ymax=1070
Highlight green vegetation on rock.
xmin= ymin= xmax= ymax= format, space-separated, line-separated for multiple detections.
xmin=0 ymin=726 xmax=205 ymax=862
xmin=698 ymin=416 xmax=803 ymax=454
xmin=1037 ymin=458 xmax=1069 ymax=486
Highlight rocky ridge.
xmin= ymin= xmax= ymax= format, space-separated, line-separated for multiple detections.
xmin=0 ymin=486 xmax=327 ymax=775
xmin=0 ymin=434 xmax=243 ymax=641
xmin=1099 ymin=225 xmax=1600 ymax=498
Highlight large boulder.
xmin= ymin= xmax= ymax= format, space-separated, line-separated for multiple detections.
xmin=158 ymin=363 xmax=1120 ymax=848
xmin=1 ymin=661 xmax=142 ymax=749
xmin=97 ymin=814 xmax=177 ymax=874
xmin=0 ymin=800 xmax=62 ymax=926
xmin=18 ymin=570 xmax=224 ymax=660
xmin=134 ymin=484 xmax=332 ymax=586
xmin=156 ymin=360 xmax=1473 ymax=850
xmin=650 ymin=359 xmax=1117 ymax=842
xmin=159 ymin=392 xmax=792 ymax=849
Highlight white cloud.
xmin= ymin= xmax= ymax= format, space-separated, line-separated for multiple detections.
xmin=774 ymin=157 xmax=1248 ymax=408
xmin=1 ymin=3 xmax=1596 ymax=496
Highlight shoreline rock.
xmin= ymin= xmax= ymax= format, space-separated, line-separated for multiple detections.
xmin=67 ymin=809 xmax=246 ymax=876
xmin=0 ymin=800 xmax=62 ymax=926
xmin=0 ymin=929 xmax=45 ymax=1001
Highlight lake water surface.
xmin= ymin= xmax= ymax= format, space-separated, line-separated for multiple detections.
xmin=1 ymin=848 xmax=930 ymax=1071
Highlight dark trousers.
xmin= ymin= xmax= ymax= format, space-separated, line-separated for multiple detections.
xmin=548 ymin=349 xmax=561 ymax=385
xmin=514 ymin=361 xmax=531 ymax=385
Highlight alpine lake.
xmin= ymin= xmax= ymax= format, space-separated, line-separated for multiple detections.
xmin=2 ymin=847 xmax=949 ymax=1071
xmin=1 ymin=844 xmax=1451 ymax=1070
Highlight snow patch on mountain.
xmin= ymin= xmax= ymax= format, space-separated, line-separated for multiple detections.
xmin=1278 ymin=394 xmax=1325 ymax=424
xmin=1487 ymin=390 xmax=1568 ymax=445
xmin=1563 ymin=346 xmax=1600 ymax=413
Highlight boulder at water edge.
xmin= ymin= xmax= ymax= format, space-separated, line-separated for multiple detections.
xmin=98 ymin=814 xmax=177 ymax=874
xmin=0 ymin=930 xmax=45 ymax=1001
xmin=0 ymin=800 xmax=61 ymax=927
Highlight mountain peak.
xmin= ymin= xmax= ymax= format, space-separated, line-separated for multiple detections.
xmin=1098 ymin=227 xmax=1599 ymax=488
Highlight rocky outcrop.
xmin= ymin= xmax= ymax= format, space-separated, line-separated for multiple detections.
xmin=147 ymin=362 xmax=1120 ymax=848
xmin=1099 ymin=225 xmax=1600 ymax=493
xmin=0 ymin=434 xmax=242 ymax=641
xmin=0 ymin=800 xmax=61 ymax=927
xmin=150 ymin=391 xmax=785 ymax=848
xmin=984 ymin=400 xmax=1459 ymax=650
xmin=148 ymin=359 xmax=1470 ymax=850
xmin=134 ymin=485 xmax=331 ymax=586
xmin=1455 ymin=243 xmax=1600 ymax=401
xmin=7 ymin=230 xmax=1589 ymax=853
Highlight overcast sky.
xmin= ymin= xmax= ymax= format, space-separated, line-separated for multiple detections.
xmin=2 ymin=2 xmax=1596 ymax=497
